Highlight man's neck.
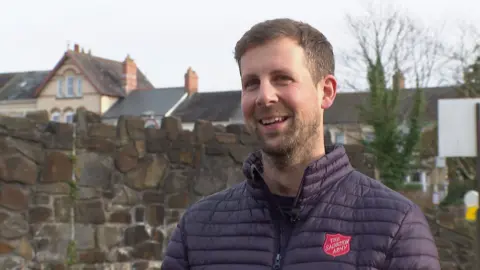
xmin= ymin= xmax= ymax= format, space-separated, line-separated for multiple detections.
xmin=262 ymin=144 xmax=326 ymax=197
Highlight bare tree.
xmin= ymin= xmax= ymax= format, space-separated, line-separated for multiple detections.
xmin=339 ymin=5 xmax=448 ymax=91
xmin=444 ymin=22 xmax=480 ymax=87
xmin=338 ymin=5 xmax=455 ymax=189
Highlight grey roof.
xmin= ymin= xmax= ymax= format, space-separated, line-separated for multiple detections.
xmin=0 ymin=71 xmax=49 ymax=100
xmin=69 ymin=51 xmax=154 ymax=96
xmin=170 ymin=90 xmax=242 ymax=122
xmin=0 ymin=73 xmax=17 ymax=89
xmin=230 ymin=106 xmax=245 ymax=123
xmin=102 ymin=87 xmax=186 ymax=119
xmin=324 ymin=86 xmax=460 ymax=124
xmin=324 ymin=91 xmax=367 ymax=124
xmin=167 ymin=86 xmax=459 ymax=125
xmin=399 ymin=86 xmax=460 ymax=122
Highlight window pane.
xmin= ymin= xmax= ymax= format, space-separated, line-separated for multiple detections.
xmin=51 ymin=112 xmax=61 ymax=122
xmin=67 ymin=77 xmax=74 ymax=97
xmin=57 ymin=79 xmax=63 ymax=97
xmin=65 ymin=112 xmax=74 ymax=123
xmin=77 ymin=78 xmax=83 ymax=96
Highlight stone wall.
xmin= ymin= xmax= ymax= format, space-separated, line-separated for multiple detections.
xmin=0 ymin=108 xmax=475 ymax=269
xmin=0 ymin=108 xmax=254 ymax=269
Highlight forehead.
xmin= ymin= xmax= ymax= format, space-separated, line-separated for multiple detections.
xmin=239 ymin=38 xmax=307 ymax=77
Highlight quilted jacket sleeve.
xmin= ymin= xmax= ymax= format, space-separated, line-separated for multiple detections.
xmin=161 ymin=217 xmax=189 ymax=270
xmin=385 ymin=204 xmax=440 ymax=270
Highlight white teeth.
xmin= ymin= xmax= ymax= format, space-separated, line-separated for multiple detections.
xmin=260 ymin=117 xmax=285 ymax=125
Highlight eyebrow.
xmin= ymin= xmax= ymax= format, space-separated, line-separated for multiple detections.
xmin=241 ymin=73 xmax=256 ymax=83
xmin=241 ymin=68 xmax=292 ymax=82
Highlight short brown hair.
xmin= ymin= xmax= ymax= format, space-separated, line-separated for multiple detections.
xmin=234 ymin=18 xmax=335 ymax=83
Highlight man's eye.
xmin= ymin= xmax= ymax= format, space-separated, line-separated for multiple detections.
xmin=243 ymin=80 xmax=259 ymax=91
xmin=276 ymin=76 xmax=292 ymax=84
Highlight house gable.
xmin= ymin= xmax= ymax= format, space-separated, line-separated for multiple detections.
xmin=35 ymin=52 xmax=104 ymax=117
xmin=34 ymin=48 xmax=155 ymax=98
xmin=34 ymin=52 xmax=103 ymax=98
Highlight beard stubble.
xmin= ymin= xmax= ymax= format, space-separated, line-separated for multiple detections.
xmin=251 ymin=106 xmax=322 ymax=168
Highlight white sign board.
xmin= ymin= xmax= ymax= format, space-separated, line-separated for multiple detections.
xmin=438 ymin=98 xmax=480 ymax=157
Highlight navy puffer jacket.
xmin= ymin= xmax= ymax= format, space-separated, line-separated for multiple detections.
xmin=162 ymin=145 xmax=440 ymax=269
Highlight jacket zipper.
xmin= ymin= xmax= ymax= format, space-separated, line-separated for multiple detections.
xmin=270 ymin=178 xmax=305 ymax=270
xmin=272 ymin=218 xmax=283 ymax=269
xmin=273 ymin=200 xmax=301 ymax=270
xmin=250 ymin=165 xmax=304 ymax=270
xmin=273 ymin=213 xmax=300 ymax=270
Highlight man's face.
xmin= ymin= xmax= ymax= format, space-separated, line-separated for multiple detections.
xmin=239 ymin=37 xmax=336 ymax=158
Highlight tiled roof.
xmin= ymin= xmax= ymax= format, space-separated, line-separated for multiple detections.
xmin=170 ymin=90 xmax=242 ymax=122
xmin=398 ymin=86 xmax=460 ymax=122
xmin=70 ymin=51 xmax=154 ymax=96
xmin=324 ymin=91 xmax=368 ymax=124
xmin=35 ymin=50 xmax=154 ymax=97
xmin=0 ymin=71 xmax=49 ymax=100
xmin=0 ymin=73 xmax=17 ymax=89
xmin=102 ymin=87 xmax=186 ymax=119
xmin=324 ymin=86 xmax=460 ymax=124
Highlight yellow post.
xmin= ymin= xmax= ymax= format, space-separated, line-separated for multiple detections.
xmin=464 ymin=190 xmax=478 ymax=222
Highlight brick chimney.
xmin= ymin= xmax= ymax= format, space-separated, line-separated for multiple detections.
xmin=392 ymin=70 xmax=405 ymax=89
xmin=122 ymin=54 xmax=137 ymax=94
xmin=74 ymin=43 xmax=80 ymax=53
xmin=184 ymin=67 xmax=198 ymax=95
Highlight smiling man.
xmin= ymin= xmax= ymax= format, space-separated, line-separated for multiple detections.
xmin=162 ymin=18 xmax=440 ymax=270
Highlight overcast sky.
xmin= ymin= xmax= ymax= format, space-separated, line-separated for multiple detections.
xmin=2 ymin=0 xmax=479 ymax=92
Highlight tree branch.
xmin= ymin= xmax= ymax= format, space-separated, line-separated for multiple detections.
xmin=340 ymin=5 xmax=448 ymax=91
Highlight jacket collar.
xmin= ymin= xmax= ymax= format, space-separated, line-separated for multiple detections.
xmin=243 ymin=144 xmax=354 ymax=203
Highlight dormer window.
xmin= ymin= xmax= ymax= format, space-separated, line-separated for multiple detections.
xmin=56 ymin=76 xmax=83 ymax=98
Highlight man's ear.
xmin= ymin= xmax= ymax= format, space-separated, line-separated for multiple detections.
xmin=319 ymin=75 xmax=337 ymax=109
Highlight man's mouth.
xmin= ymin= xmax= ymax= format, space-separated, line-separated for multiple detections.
xmin=258 ymin=117 xmax=289 ymax=126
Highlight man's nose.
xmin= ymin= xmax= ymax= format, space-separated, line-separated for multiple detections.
xmin=255 ymin=81 xmax=278 ymax=107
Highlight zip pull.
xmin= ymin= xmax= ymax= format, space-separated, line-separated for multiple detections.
xmin=290 ymin=207 xmax=300 ymax=223
xmin=273 ymin=253 xmax=281 ymax=269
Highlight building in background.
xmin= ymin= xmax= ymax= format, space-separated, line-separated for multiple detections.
xmin=0 ymin=44 xmax=200 ymax=126
xmin=33 ymin=44 xmax=154 ymax=123
xmin=101 ymin=67 xmax=199 ymax=126
xmin=170 ymin=90 xmax=243 ymax=130
xmin=0 ymin=48 xmax=459 ymax=190
xmin=0 ymin=71 xmax=49 ymax=117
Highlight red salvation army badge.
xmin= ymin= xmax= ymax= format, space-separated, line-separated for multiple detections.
xmin=323 ymin=233 xmax=352 ymax=257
